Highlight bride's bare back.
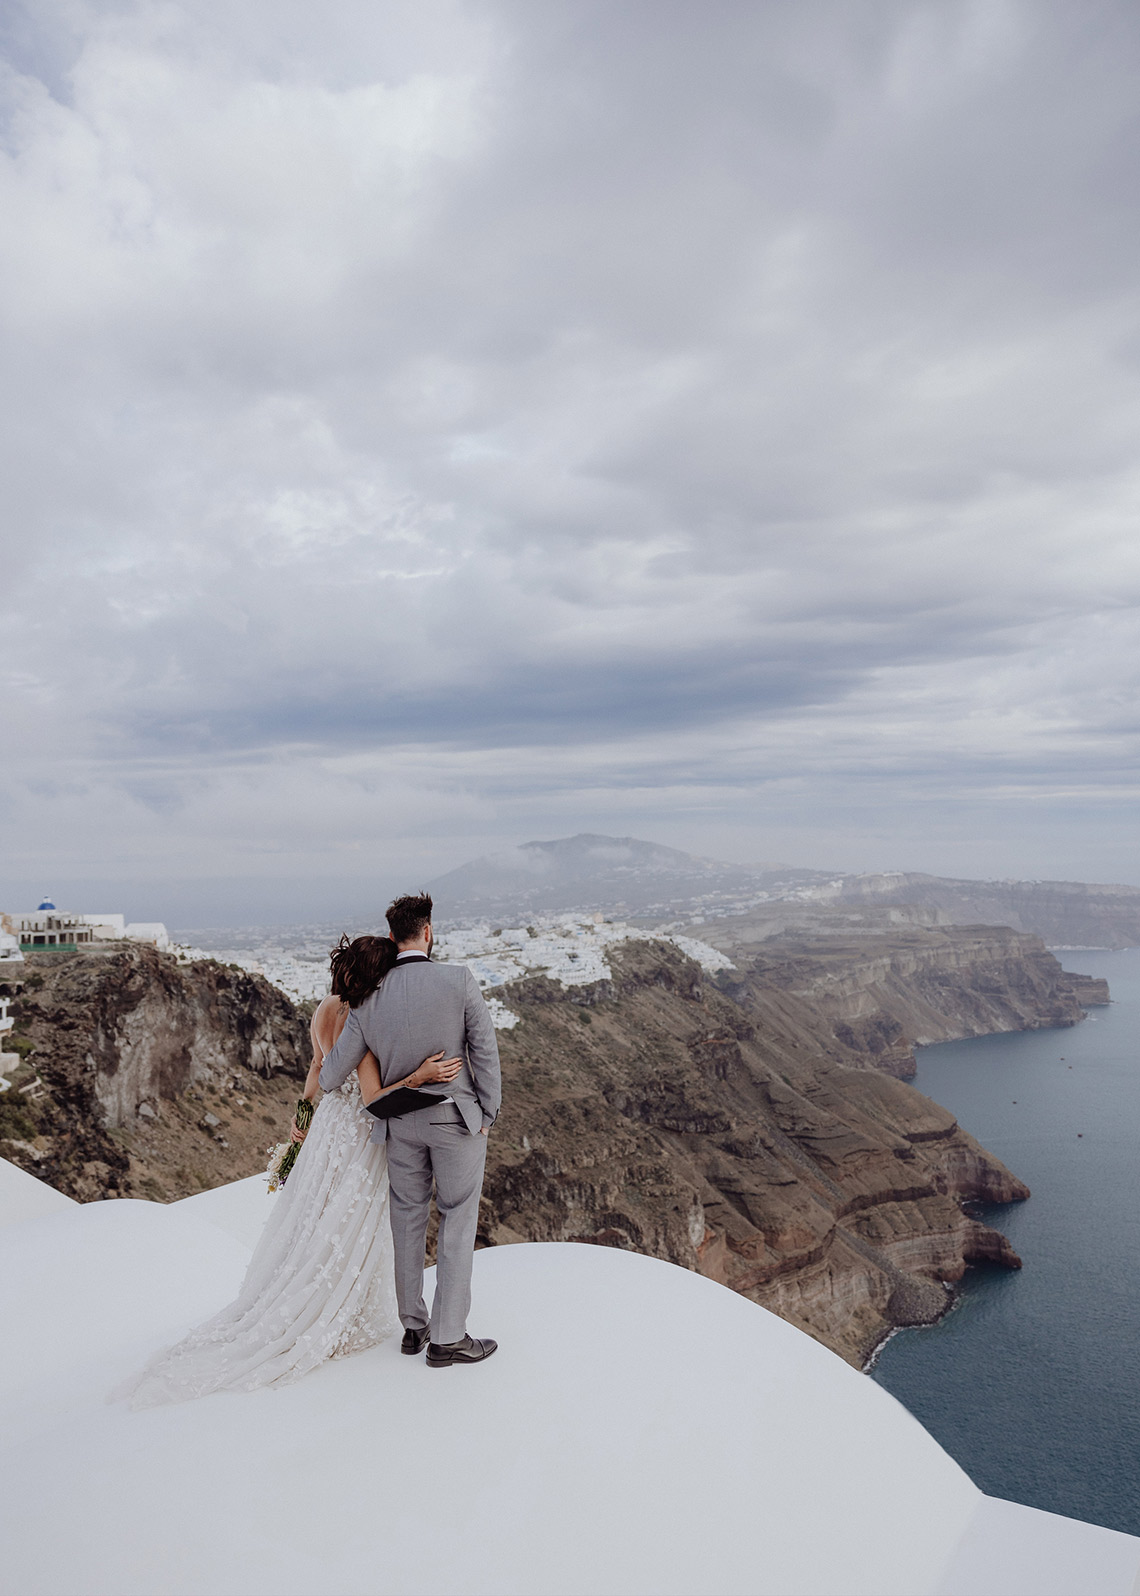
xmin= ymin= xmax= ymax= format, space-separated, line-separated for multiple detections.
xmin=304 ymin=995 xmax=382 ymax=1102
xmin=311 ymin=994 xmax=350 ymax=1061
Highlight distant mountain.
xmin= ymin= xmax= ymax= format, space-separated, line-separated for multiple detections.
xmin=427 ymin=833 xmax=829 ymax=919
xmin=428 ymin=833 xmax=1140 ymax=947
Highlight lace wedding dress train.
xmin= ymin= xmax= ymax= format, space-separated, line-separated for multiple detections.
xmin=120 ymin=1071 xmax=399 ymax=1408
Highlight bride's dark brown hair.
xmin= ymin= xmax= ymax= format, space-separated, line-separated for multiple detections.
xmin=328 ymin=934 xmax=397 ymax=1008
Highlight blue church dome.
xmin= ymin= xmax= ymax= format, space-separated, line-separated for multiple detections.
xmin=37 ymin=897 xmax=56 ymax=911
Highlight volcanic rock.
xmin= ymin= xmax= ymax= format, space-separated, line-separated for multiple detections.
xmin=0 ymin=947 xmax=309 ymax=1202
xmin=479 ymin=929 xmax=1095 ymax=1363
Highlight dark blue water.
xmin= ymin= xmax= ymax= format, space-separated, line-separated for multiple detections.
xmin=871 ymin=947 xmax=1140 ymax=1536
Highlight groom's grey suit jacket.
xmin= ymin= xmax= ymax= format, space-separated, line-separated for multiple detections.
xmin=318 ymin=957 xmax=501 ymax=1142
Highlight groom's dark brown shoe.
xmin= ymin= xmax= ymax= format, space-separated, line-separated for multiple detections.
xmin=401 ymin=1327 xmax=430 ymax=1355
xmin=426 ymin=1334 xmax=497 ymax=1368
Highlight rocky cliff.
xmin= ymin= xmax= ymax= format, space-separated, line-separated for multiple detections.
xmin=0 ymin=947 xmax=309 ymax=1201
xmin=481 ymin=927 xmax=1102 ymax=1363
xmin=692 ymin=921 xmax=1108 ymax=1076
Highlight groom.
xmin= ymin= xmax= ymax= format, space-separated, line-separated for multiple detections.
xmin=319 ymin=892 xmax=501 ymax=1368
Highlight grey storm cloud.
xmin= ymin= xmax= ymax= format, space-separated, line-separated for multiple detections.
xmin=3 ymin=0 xmax=1140 ymax=903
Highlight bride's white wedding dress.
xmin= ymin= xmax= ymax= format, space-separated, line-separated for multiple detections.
xmin=120 ymin=1068 xmax=399 ymax=1409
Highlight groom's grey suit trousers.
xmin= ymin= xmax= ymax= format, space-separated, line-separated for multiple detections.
xmin=318 ymin=957 xmax=501 ymax=1346
xmin=387 ymin=1101 xmax=488 ymax=1344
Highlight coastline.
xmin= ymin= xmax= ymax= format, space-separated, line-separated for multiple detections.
xmin=870 ymin=947 xmax=1140 ymax=1535
xmin=861 ymin=1283 xmax=960 ymax=1373
xmin=857 ymin=976 xmax=1113 ymax=1371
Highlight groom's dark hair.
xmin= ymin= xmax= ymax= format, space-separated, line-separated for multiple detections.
xmin=387 ymin=892 xmax=433 ymax=946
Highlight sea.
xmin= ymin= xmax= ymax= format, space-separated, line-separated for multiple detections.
xmin=870 ymin=946 xmax=1140 ymax=1537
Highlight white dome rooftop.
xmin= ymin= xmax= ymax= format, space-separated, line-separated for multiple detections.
xmin=0 ymin=1162 xmax=1137 ymax=1596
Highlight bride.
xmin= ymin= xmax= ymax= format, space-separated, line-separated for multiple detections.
xmin=119 ymin=934 xmax=461 ymax=1408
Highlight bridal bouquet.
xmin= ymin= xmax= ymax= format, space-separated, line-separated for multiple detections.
xmin=265 ymin=1097 xmax=314 ymax=1192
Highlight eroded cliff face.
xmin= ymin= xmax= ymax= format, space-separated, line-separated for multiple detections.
xmin=480 ymin=928 xmax=1100 ymax=1364
xmin=0 ymin=947 xmax=308 ymax=1201
xmin=704 ymin=924 xmax=1108 ymax=1077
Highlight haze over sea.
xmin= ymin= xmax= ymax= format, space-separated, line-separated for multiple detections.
xmin=872 ymin=947 xmax=1140 ymax=1538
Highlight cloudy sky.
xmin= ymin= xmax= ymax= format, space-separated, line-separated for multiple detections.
xmin=3 ymin=0 xmax=1140 ymax=921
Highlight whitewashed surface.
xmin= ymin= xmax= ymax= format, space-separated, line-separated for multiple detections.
xmin=1 ymin=1162 xmax=1137 ymax=1596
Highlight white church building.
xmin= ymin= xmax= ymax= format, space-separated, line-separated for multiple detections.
xmin=1 ymin=901 xmax=170 ymax=954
